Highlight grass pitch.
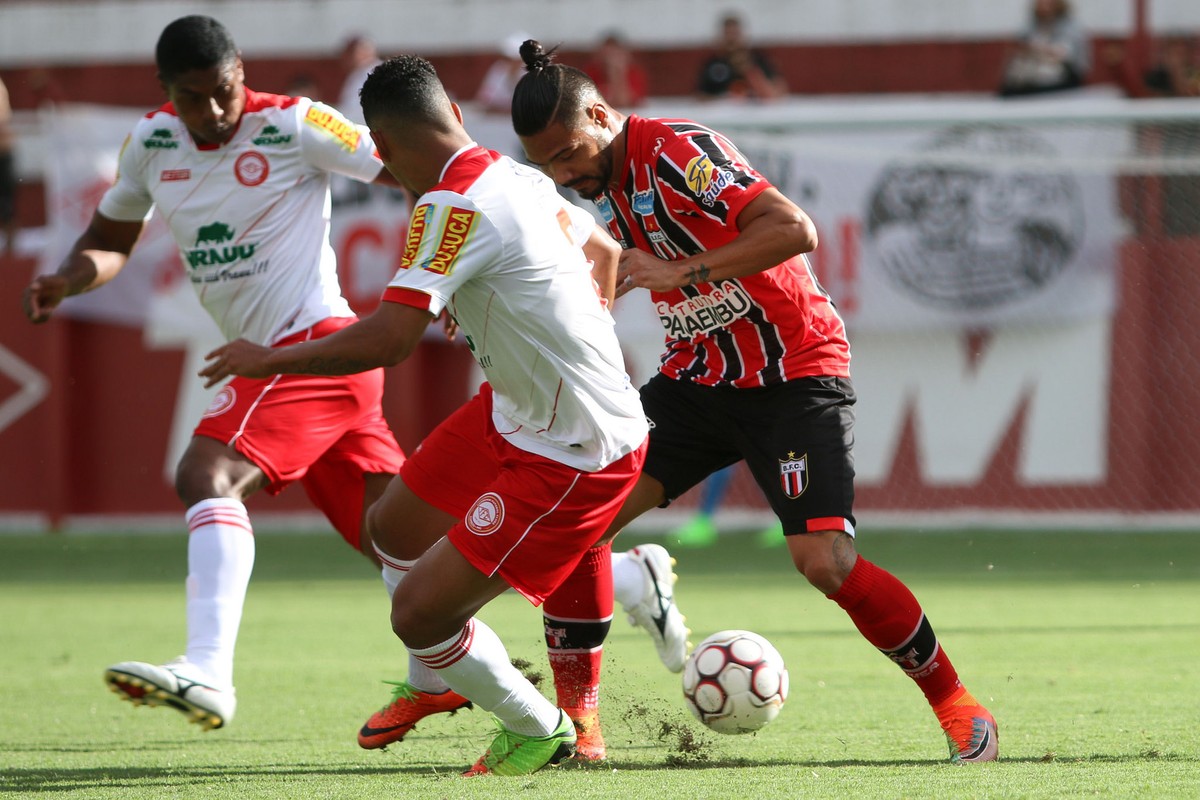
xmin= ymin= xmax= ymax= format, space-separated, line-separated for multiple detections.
xmin=1 ymin=527 xmax=1197 ymax=799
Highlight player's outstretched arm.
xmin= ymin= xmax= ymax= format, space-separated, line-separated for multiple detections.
xmin=22 ymin=211 xmax=143 ymax=323
xmin=200 ymin=300 xmax=432 ymax=387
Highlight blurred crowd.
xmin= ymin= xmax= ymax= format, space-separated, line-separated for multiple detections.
xmin=1 ymin=5 xmax=1198 ymax=257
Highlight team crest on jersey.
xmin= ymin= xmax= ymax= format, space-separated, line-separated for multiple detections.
xmin=632 ymin=190 xmax=655 ymax=215
xmin=684 ymin=154 xmax=732 ymax=207
xmin=779 ymin=452 xmax=809 ymax=499
xmin=143 ymin=128 xmax=179 ymax=149
xmin=202 ymin=387 xmax=237 ymax=419
xmin=304 ymin=105 xmax=361 ymax=151
xmin=235 ymin=151 xmax=269 ymax=186
xmin=423 ymin=207 xmax=477 ymax=275
xmin=466 ymin=492 xmax=505 ymax=536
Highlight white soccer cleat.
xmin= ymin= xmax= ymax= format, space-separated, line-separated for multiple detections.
xmin=621 ymin=544 xmax=691 ymax=672
xmin=104 ymin=657 xmax=236 ymax=730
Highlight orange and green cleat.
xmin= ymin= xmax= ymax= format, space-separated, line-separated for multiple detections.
xmin=357 ymin=680 xmax=472 ymax=750
xmin=566 ymin=708 xmax=607 ymax=763
xmin=935 ymin=688 xmax=999 ymax=764
xmin=463 ymin=710 xmax=576 ymax=776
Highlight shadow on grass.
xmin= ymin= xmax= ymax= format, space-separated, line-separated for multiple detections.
xmin=6 ymin=750 xmax=1194 ymax=791
xmin=0 ymin=763 xmax=457 ymax=793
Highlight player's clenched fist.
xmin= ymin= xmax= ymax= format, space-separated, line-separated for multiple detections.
xmin=22 ymin=274 xmax=70 ymax=323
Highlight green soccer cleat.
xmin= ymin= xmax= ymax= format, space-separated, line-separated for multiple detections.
xmin=463 ymin=710 xmax=577 ymax=776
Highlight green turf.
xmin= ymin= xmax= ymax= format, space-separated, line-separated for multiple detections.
xmin=1 ymin=528 xmax=1197 ymax=798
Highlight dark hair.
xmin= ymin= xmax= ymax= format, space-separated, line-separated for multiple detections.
xmin=155 ymin=15 xmax=238 ymax=82
xmin=511 ymin=39 xmax=600 ymax=136
xmin=359 ymin=55 xmax=453 ymax=130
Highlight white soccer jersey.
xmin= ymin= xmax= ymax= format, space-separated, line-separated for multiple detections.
xmin=382 ymin=144 xmax=647 ymax=472
xmin=98 ymin=89 xmax=384 ymax=345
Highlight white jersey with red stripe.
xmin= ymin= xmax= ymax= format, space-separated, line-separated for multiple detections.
xmin=382 ymin=144 xmax=647 ymax=472
xmin=98 ymin=89 xmax=383 ymax=345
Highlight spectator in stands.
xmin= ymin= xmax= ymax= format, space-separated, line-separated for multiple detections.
xmin=999 ymin=0 xmax=1090 ymax=97
xmin=338 ymin=34 xmax=381 ymax=123
xmin=1144 ymin=37 xmax=1200 ymax=98
xmin=285 ymin=73 xmax=323 ymax=102
xmin=696 ymin=12 xmax=786 ymax=102
xmin=476 ymin=32 xmax=531 ymax=114
xmin=0 ymin=76 xmax=15 ymax=258
xmin=583 ymin=31 xmax=649 ymax=108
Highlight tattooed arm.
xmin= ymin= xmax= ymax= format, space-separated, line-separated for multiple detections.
xmin=616 ymin=188 xmax=817 ymax=296
xmin=199 ymin=301 xmax=433 ymax=388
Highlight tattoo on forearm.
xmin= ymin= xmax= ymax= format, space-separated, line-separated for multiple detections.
xmin=685 ymin=262 xmax=711 ymax=286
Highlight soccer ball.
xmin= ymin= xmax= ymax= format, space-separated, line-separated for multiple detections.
xmin=681 ymin=629 xmax=789 ymax=734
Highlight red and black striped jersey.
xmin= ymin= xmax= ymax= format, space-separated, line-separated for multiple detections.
xmin=597 ymin=115 xmax=850 ymax=387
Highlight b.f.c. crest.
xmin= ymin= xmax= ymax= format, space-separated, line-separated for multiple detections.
xmin=779 ymin=452 xmax=808 ymax=499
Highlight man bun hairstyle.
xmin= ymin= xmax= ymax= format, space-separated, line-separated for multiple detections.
xmin=156 ymin=15 xmax=238 ymax=82
xmin=512 ymin=39 xmax=600 ymax=136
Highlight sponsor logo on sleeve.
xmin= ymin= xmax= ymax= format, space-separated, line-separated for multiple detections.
xmin=684 ymin=154 xmax=731 ymax=207
xmin=160 ymin=169 xmax=191 ymax=182
xmin=424 ymin=207 xmax=477 ymax=275
xmin=399 ymin=204 xmax=432 ymax=269
xmin=304 ymin=105 xmax=361 ymax=151
xmin=234 ymin=151 xmax=269 ymax=186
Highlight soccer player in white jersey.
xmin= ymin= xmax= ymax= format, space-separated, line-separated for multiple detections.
xmin=201 ymin=54 xmax=649 ymax=776
xmin=21 ymin=14 xmax=416 ymax=730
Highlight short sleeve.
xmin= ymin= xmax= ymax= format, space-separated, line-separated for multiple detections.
xmin=297 ymin=99 xmax=384 ymax=183
xmin=659 ymin=129 xmax=769 ymax=225
xmin=96 ymin=133 xmax=155 ymax=222
xmin=384 ymin=192 xmax=502 ymax=315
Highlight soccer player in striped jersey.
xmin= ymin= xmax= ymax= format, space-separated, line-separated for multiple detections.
xmin=511 ymin=40 xmax=998 ymax=764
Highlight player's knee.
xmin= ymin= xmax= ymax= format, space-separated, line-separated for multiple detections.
xmin=389 ymin=591 xmax=448 ymax=649
xmin=788 ymin=531 xmax=855 ymax=594
xmin=364 ymin=501 xmax=398 ymax=555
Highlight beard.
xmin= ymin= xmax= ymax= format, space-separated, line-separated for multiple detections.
xmin=569 ymin=136 xmax=616 ymax=200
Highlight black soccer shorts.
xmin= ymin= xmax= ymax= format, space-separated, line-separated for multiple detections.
xmin=638 ymin=373 xmax=857 ymax=536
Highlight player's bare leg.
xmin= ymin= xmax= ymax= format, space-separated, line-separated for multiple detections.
xmin=793 ymin=530 xmax=998 ymax=763
xmin=358 ymin=477 xmax=474 ymax=750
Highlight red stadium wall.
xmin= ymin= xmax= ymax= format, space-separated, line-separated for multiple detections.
xmin=5 ymin=232 xmax=1200 ymax=526
xmin=0 ymin=264 xmax=475 ymax=525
